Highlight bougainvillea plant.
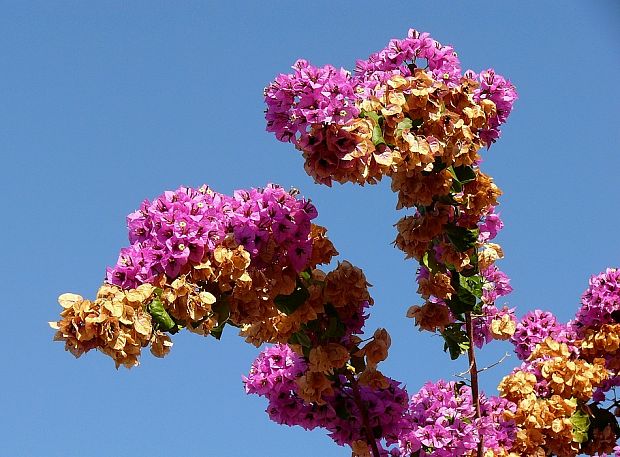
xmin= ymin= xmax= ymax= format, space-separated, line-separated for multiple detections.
xmin=50 ymin=29 xmax=620 ymax=457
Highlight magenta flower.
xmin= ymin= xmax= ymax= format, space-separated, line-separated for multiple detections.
xmin=106 ymin=184 xmax=318 ymax=289
xmin=265 ymin=59 xmax=360 ymax=145
xmin=478 ymin=207 xmax=504 ymax=243
xmin=395 ymin=380 xmax=515 ymax=456
xmin=574 ymin=267 xmax=620 ymax=332
xmin=510 ymin=309 xmax=576 ymax=360
xmin=481 ymin=265 xmax=513 ymax=305
xmin=470 ymin=69 xmax=518 ymax=146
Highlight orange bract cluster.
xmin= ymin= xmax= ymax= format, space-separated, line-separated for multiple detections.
xmin=498 ymin=338 xmax=610 ymax=457
xmin=579 ymin=323 xmax=620 ymax=372
xmin=49 ymin=286 xmax=168 ymax=368
xmin=238 ymin=259 xmax=371 ymax=346
xmin=299 ymin=120 xmax=392 ymax=186
xmin=296 ymin=70 xmax=499 ymax=193
xmin=50 ymin=224 xmax=387 ymax=369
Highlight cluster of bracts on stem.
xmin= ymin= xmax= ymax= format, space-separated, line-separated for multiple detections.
xmin=51 ymin=29 xmax=619 ymax=457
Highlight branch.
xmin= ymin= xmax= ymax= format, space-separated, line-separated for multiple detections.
xmin=465 ymin=312 xmax=483 ymax=457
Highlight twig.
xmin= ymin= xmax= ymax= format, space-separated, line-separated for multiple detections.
xmin=477 ymin=352 xmax=511 ymax=374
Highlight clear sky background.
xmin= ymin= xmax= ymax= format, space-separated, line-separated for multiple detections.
xmin=2 ymin=2 xmax=619 ymax=456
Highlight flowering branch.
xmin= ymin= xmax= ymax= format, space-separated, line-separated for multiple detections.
xmin=49 ymin=26 xmax=620 ymax=457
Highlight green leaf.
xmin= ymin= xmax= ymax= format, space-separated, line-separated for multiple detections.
xmin=450 ymin=179 xmax=463 ymax=193
xmin=411 ymin=118 xmax=423 ymax=129
xmin=441 ymin=324 xmax=470 ymax=360
xmin=372 ymin=124 xmax=386 ymax=146
xmin=147 ymin=297 xmax=176 ymax=332
xmin=299 ymin=270 xmax=312 ymax=282
xmin=421 ymin=251 xmax=441 ymax=273
xmin=289 ymin=331 xmax=312 ymax=348
xmin=447 ymin=167 xmax=463 ymax=192
xmin=445 ymin=225 xmax=479 ymax=252
xmin=274 ymin=278 xmax=310 ymax=315
xmin=397 ymin=118 xmax=413 ymax=130
xmin=570 ymin=408 xmax=590 ymax=444
xmin=210 ymin=321 xmax=226 ymax=340
xmin=431 ymin=158 xmax=447 ymax=173
xmin=453 ymin=165 xmax=476 ymax=184
xmin=359 ymin=109 xmax=380 ymax=123
xmin=213 ymin=298 xmax=230 ymax=323
xmin=447 ymin=165 xmax=476 ymax=193
xmin=209 ymin=298 xmax=231 ymax=340
xmin=395 ymin=118 xmax=413 ymax=138
xmin=446 ymin=272 xmax=478 ymax=314
xmin=459 ymin=274 xmax=483 ymax=299
xmin=324 ymin=316 xmax=346 ymax=340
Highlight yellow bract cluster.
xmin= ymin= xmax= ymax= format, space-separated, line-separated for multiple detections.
xmin=49 ymin=286 xmax=166 ymax=368
xmin=579 ymin=323 xmax=620 ymax=371
xmin=531 ymin=339 xmax=608 ymax=399
xmin=406 ymin=301 xmax=452 ymax=332
xmin=489 ymin=312 xmax=517 ymax=341
xmin=300 ymin=120 xmax=394 ymax=186
xmin=498 ymin=338 xmax=610 ymax=457
xmin=51 ymin=225 xmax=360 ymax=368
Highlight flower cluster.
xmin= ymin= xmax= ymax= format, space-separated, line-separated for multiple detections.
xmin=265 ymin=60 xmax=360 ymax=144
xmin=574 ymin=268 xmax=620 ymax=331
xmin=50 ymin=25 xmax=620 ymax=457
xmin=393 ymin=380 xmax=516 ymax=457
xmin=510 ymin=309 xmax=574 ymax=360
xmin=496 ymin=269 xmax=620 ymax=456
xmin=573 ymin=269 xmax=620 ymax=408
xmin=265 ymin=29 xmax=518 ymax=363
xmin=354 ymin=29 xmax=462 ymax=89
xmin=266 ymin=29 xmax=516 ymax=186
xmin=49 ymin=286 xmax=170 ymax=368
xmin=51 ymin=184 xmax=342 ymax=367
xmin=245 ymin=336 xmax=409 ymax=455
xmin=470 ymin=69 xmax=518 ymax=145
xmin=241 ymin=249 xmax=411 ymax=456
xmin=107 ymin=184 xmax=317 ymax=289
xmin=499 ymin=337 xmax=610 ymax=457
xmin=472 ymin=304 xmax=517 ymax=348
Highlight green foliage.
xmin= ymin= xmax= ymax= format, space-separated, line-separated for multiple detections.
xmin=274 ymin=278 xmax=310 ymax=315
xmin=445 ymin=225 xmax=479 ymax=252
xmin=446 ymin=272 xmax=481 ymax=315
xmin=210 ymin=299 xmax=231 ymax=340
xmin=441 ymin=323 xmax=470 ymax=360
xmin=570 ymin=407 xmax=590 ymax=444
xmin=147 ymin=296 xmax=177 ymax=332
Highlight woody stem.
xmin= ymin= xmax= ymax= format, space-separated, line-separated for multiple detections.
xmin=465 ymin=312 xmax=483 ymax=457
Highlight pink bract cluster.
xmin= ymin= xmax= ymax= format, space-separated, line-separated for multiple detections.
xmin=574 ymin=268 xmax=620 ymax=331
xmin=472 ymin=70 xmax=519 ymax=145
xmin=106 ymin=184 xmax=317 ymax=289
xmin=265 ymin=29 xmax=517 ymax=150
xmin=353 ymin=29 xmax=462 ymax=89
xmin=244 ymin=344 xmax=409 ymax=454
xmin=478 ymin=208 xmax=504 ymax=243
xmin=393 ymin=380 xmax=516 ymax=457
xmin=265 ymin=60 xmax=360 ymax=143
xmin=510 ymin=310 xmax=575 ymax=360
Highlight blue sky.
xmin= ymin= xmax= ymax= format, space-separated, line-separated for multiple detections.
xmin=2 ymin=2 xmax=619 ymax=456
